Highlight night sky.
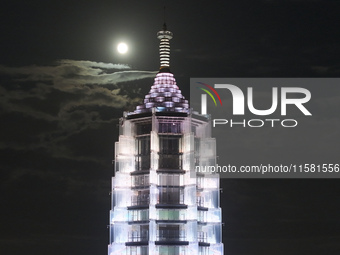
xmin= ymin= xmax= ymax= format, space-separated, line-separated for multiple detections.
xmin=1 ymin=1 xmax=340 ymax=255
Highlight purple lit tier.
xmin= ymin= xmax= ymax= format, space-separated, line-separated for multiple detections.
xmin=132 ymin=72 xmax=189 ymax=114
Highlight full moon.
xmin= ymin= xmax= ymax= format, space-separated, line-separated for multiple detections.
xmin=117 ymin=43 xmax=128 ymax=54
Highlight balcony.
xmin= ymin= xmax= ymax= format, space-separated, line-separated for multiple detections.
xmin=129 ymin=195 xmax=150 ymax=209
xmin=127 ymin=230 xmax=149 ymax=242
xmin=156 ymin=229 xmax=186 ymax=242
xmin=126 ymin=230 xmax=149 ymax=246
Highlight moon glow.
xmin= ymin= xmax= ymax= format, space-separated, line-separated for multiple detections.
xmin=117 ymin=43 xmax=128 ymax=54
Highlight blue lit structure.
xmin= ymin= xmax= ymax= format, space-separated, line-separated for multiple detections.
xmin=108 ymin=24 xmax=223 ymax=255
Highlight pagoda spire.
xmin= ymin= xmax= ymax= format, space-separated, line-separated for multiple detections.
xmin=157 ymin=23 xmax=173 ymax=72
xmin=131 ymin=24 xmax=188 ymax=114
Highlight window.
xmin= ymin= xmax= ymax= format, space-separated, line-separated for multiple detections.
xmin=136 ymin=136 xmax=150 ymax=155
xmin=158 ymin=209 xmax=183 ymax=221
xmin=199 ymin=246 xmax=209 ymax=255
xmin=128 ymin=225 xmax=149 ymax=242
xmin=159 ymin=154 xmax=182 ymax=169
xmin=135 ymin=136 xmax=150 ymax=170
xmin=158 ymin=174 xmax=180 ymax=186
xmin=158 ymin=187 xmax=184 ymax=205
xmin=128 ymin=209 xmax=149 ymax=222
xmin=131 ymin=190 xmax=149 ymax=206
xmin=159 ymin=122 xmax=181 ymax=133
xmin=198 ymin=231 xmax=207 ymax=242
xmin=198 ymin=210 xmax=206 ymax=222
xmin=197 ymin=176 xmax=203 ymax=189
xmin=159 ymin=135 xmax=181 ymax=154
xmin=136 ymin=123 xmax=151 ymax=135
xmin=159 ymin=246 xmax=181 ymax=254
xmin=128 ymin=246 xmax=148 ymax=255
xmin=197 ymin=196 xmax=204 ymax=207
xmin=132 ymin=174 xmax=149 ymax=188
xmin=159 ymin=135 xmax=182 ymax=169
xmin=135 ymin=155 xmax=150 ymax=171
xmin=157 ymin=224 xmax=185 ymax=241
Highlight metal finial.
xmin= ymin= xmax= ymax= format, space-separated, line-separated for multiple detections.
xmin=163 ymin=3 xmax=166 ymax=25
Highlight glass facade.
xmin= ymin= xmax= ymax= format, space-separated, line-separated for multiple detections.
xmin=109 ymin=112 xmax=223 ymax=254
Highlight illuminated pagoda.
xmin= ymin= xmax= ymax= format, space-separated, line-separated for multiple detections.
xmin=108 ymin=23 xmax=223 ymax=255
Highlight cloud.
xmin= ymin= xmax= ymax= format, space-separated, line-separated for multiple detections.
xmin=58 ymin=59 xmax=130 ymax=70
xmin=0 ymin=59 xmax=130 ymax=76
xmin=0 ymin=59 xmax=156 ymax=162
xmin=0 ymin=59 xmax=156 ymax=93
xmin=0 ymin=59 xmax=156 ymax=110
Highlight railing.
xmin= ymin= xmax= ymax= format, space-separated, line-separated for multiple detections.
xmin=131 ymin=195 xmax=150 ymax=206
xmin=198 ymin=231 xmax=207 ymax=242
xmin=156 ymin=230 xmax=186 ymax=241
xmin=158 ymin=154 xmax=182 ymax=169
xmin=128 ymin=230 xmax=149 ymax=242
xmin=132 ymin=175 xmax=150 ymax=188
xmin=197 ymin=196 xmax=205 ymax=207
